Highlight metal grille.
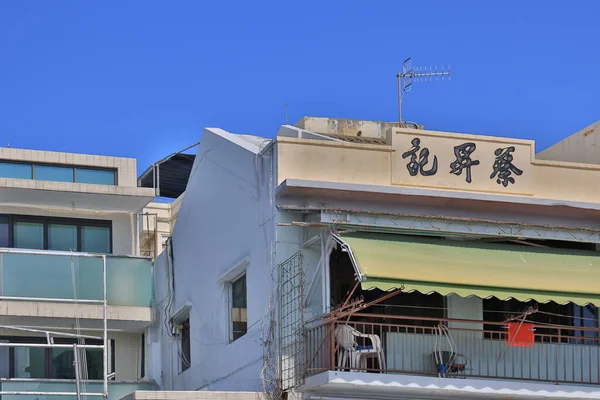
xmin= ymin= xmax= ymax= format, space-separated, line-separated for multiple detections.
xmin=279 ymin=251 xmax=305 ymax=390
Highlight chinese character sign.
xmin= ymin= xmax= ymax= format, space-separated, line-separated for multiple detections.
xmin=490 ymin=146 xmax=523 ymax=187
xmin=401 ymin=138 xmax=438 ymax=176
xmin=397 ymin=136 xmax=526 ymax=189
xmin=450 ymin=142 xmax=480 ymax=183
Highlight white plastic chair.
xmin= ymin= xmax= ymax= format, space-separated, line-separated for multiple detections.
xmin=334 ymin=324 xmax=386 ymax=372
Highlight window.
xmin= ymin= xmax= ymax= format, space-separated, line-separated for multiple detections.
xmin=2 ymin=215 xmax=112 ymax=253
xmin=13 ymin=222 xmax=44 ymax=250
xmin=48 ymin=224 xmax=77 ymax=251
xmin=0 ymin=217 xmax=9 ymax=248
xmin=230 ymin=274 xmax=248 ymax=342
xmin=483 ymin=298 xmax=598 ymax=344
xmin=180 ymin=318 xmax=191 ymax=373
xmin=0 ymin=161 xmax=116 ymax=185
xmin=0 ymin=162 xmax=32 ymax=179
xmin=76 ymin=168 xmax=116 ymax=185
xmin=140 ymin=333 xmax=145 ymax=379
xmin=35 ymin=165 xmax=74 ymax=183
xmin=81 ymin=226 xmax=111 ymax=253
xmin=6 ymin=336 xmax=115 ymax=380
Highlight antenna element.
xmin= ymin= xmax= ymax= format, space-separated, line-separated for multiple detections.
xmin=397 ymin=58 xmax=451 ymax=125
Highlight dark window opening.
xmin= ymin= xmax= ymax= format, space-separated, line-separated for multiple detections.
xmin=483 ymin=298 xmax=598 ymax=345
xmin=140 ymin=333 xmax=145 ymax=379
xmin=486 ymin=238 xmax=596 ymax=252
xmin=230 ymin=274 xmax=247 ymax=342
xmin=180 ymin=318 xmax=191 ymax=372
xmin=329 ymin=244 xmax=445 ymax=330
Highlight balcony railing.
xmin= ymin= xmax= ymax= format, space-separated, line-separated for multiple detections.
xmin=304 ymin=314 xmax=600 ymax=385
xmin=0 ymin=249 xmax=153 ymax=307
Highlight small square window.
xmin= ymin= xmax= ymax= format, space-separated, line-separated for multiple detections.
xmin=230 ymin=274 xmax=247 ymax=342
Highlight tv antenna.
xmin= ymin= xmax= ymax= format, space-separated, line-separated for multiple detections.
xmin=397 ymin=57 xmax=451 ymax=125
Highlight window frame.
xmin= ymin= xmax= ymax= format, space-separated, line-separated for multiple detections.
xmin=179 ymin=318 xmax=191 ymax=373
xmin=0 ymin=214 xmax=112 ymax=253
xmin=0 ymin=160 xmax=117 ymax=185
xmin=4 ymin=336 xmax=115 ymax=380
xmin=228 ymin=272 xmax=248 ymax=343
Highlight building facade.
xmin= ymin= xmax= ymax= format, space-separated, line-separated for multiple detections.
xmin=0 ymin=147 xmax=156 ymax=399
xmin=148 ymin=118 xmax=600 ymax=399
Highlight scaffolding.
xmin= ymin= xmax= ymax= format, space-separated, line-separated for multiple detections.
xmin=0 ymin=248 xmax=110 ymax=399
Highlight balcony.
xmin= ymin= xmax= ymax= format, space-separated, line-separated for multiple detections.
xmin=0 ymin=379 xmax=154 ymax=400
xmin=304 ymin=314 xmax=600 ymax=386
xmin=0 ymin=249 xmax=153 ymax=329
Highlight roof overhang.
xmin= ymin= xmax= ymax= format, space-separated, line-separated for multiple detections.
xmin=0 ymin=183 xmax=155 ymax=213
xmin=276 ymin=179 xmax=600 ymax=212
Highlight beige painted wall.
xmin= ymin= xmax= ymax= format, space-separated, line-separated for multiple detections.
xmin=277 ymin=127 xmax=600 ymax=204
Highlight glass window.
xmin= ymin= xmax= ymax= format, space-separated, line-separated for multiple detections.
xmin=13 ymin=347 xmax=46 ymax=378
xmin=81 ymin=226 xmax=111 ymax=253
xmin=34 ymin=165 xmax=74 ymax=183
xmin=14 ymin=222 xmax=44 ymax=250
xmin=230 ymin=274 xmax=247 ymax=342
xmin=76 ymin=168 xmax=116 ymax=185
xmin=50 ymin=348 xmax=103 ymax=380
xmin=0 ymin=162 xmax=32 ymax=179
xmin=48 ymin=224 xmax=77 ymax=251
xmin=0 ymin=217 xmax=8 ymax=247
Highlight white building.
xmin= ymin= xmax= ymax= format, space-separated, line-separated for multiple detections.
xmin=148 ymin=118 xmax=600 ymax=400
xmin=0 ymin=147 xmax=156 ymax=399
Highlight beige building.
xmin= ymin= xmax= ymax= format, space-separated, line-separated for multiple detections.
xmin=147 ymin=117 xmax=600 ymax=400
xmin=0 ymin=147 xmax=156 ymax=399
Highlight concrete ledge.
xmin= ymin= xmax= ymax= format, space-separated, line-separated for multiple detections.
xmin=302 ymin=371 xmax=600 ymax=399
xmin=0 ymin=301 xmax=154 ymax=331
xmin=120 ymin=391 xmax=268 ymax=400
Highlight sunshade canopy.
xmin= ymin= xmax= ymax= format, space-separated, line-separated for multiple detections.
xmin=338 ymin=233 xmax=600 ymax=306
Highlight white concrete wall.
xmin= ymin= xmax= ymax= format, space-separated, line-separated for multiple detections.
xmin=0 ymin=205 xmax=136 ymax=255
xmin=149 ymin=130 xmax=276 ymax=392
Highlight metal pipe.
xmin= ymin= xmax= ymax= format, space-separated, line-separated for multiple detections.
xmin=0 ymin=343 xmax=103 ymax=348
xmin=102 ymin=255 xmax=108 ymax=400
xmin=73 ymin=343 xmax=82 ymax=400
xmin=0 ymin=248 xmax=101 ymax=257
xmin=156 ymin=163 xmax=161 ymax=197
xmin=0 ymin=325 xmax=102 ymax=340
xmin=0 ymin=247 xmax=150 ymax=259
xmin=0 ymin=392 xmax=103 ymax=397
xmin=0 ymin=296 xmax=104 ymax=304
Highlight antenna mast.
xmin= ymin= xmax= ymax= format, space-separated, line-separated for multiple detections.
xmin=397 ymin=57 xmax=451 ymax=125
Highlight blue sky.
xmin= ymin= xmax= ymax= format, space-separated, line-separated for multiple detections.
xmin=0 ymin=1 xmax=598 ymax=171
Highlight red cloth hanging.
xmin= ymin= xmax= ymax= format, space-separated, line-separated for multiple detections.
xmin=507 ymin=321 xmax=535 ymax=347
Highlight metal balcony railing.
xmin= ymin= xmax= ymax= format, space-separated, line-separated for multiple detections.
xmin=304 ymin=314 xmax=600 ymax=385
